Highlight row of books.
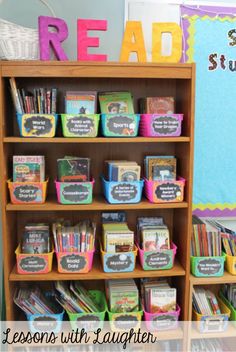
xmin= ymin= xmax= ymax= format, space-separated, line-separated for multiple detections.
xmin=193 ymin=287 xmax=222 ymax=315
xmin=52 ymin=220 xmax=96 ymax=253
xmin=144 ymin=156 xmax=177 ymax=181
xmin=10 ymin=78 xmax=57 ymax=114
xmin=10 ymin=78 xmax=176 ymax=115
xmin=191 ymin=216 xmax=236 ymax=257
xmin=105 ymin=160 xmax=141 ymax=182
xmin=191 ymin=216 xmax=222 ymax=257
xmin=142 ymin=279 xmax=176 ymax=314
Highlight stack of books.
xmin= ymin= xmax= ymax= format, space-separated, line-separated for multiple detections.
xmin=102 ymin=222 xmax=134 ymax=253
xmin=141 ymin=279 xmax=176 ymax=314
xmin=222 ymin=284 xmax=236 ymax=309
xmin=52 ymin=220 xmax=96 ymax=253
xmin=144 ymin=156 xmax=177 ymax=181
xmin=139 ymin=96 xmax=175 ymax=114
xmin=14 ymin=287 xmax=58 ymax=315
xmin=13 ymin=155 xmax=45 ymax=182
xmin=65 ymin=91 xmax=97 ymax=114
xmin=106 ymin=279 xmax=139 ymax=313
xmin=105 ymin=160 xmax=141 ymax=182
xmin=57 ymin=156 xmax=90 ymax=182
xmin=55 ymin=281 xmax=99 ymax=313
xmin=99 ymin=91 xmax=134 ymax=114
xmin=137 ymin=217 xmax=170 ymax=251
xmin=9 ymin=78 xmax=57 ymax=114
xmin=193 ymin=287 xmax=222 ymax=315
xmin=21 ymin=223 xmax=50 ymax=254
xmin=191 ymin=216 xmax=221 ymax=257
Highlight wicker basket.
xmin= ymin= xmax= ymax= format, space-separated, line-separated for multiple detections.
xmin=0 ymin=0 xmax=55 ymax=60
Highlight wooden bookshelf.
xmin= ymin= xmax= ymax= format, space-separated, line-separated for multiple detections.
xmin=0 ymin=61 xmax=195 ymax=321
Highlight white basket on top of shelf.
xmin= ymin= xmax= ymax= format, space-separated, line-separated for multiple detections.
xmin=0 ymin=0 xmax=55 ymax=60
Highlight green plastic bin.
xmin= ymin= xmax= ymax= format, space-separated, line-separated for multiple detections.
xmin=67 ymin=290 xmax=107 ymax=331
xmin=61 ymin=114 xmax=100 ymax=137
xmin=191 ymin=254 xmax=226 ymax=277
xmin=219 ymin=291 xmax=236 ymax=322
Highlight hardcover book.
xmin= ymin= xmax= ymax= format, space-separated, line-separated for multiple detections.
xmin=99 ymin=92 xmax=134 ymax=114
xmin=13 ymin=155 xmax=45 ymax=182
xmin=57 ymin=156 xmax=90 ymax=182
xmin=65 ymin=91 xmax=97 ymax=114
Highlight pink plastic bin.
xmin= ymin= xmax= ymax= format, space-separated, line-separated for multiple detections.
xmin=139 ymin=114 xmax=183 ymax=137
xmin=144 ymin=304 xmax=181 ymax=331
xmin=55 ymin=249 xmax=94 ymax=274
xmin=138 ymin=242 xmax=177 ymax=270
xmin=144 ymin=177 xmax=185 ymax=203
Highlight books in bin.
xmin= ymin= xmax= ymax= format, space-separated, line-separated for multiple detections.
xmin=192 ymin=287 xmax=221 ymax=315
xmin=21 ymin=223 xmax=50 ymax=254
xmin=102 ymin=222 xmax=134 ymax=253
xmin=144 ymin=155 xmax=177 ymax=181
xmin=65 ymin=91 xmax=97 ymax=114
xmin=57 ymin=156 xmax=90 ymax=182
xmin=107 ymin=279 xmax=139 ymax=313
xmin=99 ymin=92 xmax=134 ymax=114
xmin=137 ymin=217 xmax=170 ymax=251
xmin=139 ymin=97 xmax=175 ymax=114
xmin=13 ymin=155 xmax=45 ymax=182
xmin=142 ymin=279 xmax=176 ymax=314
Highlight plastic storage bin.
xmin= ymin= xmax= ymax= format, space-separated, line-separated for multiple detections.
xmin=219 ymin=291 xmax=236 ymax=322
xmin=108 ymin=306 xmax=143 ymax=332
xmin=192 ymin=296 xmax=231 ymax=333
xmin=61 ymin=114 xmax=100 ymax=137
xmin=8 ymin=179 xmax=48 ymax=204
xmin=138 ymin=243 xmax=177 ymax=271
xmin=102 ymin=177 xmax=144 ymax=204
xmin=17 ymin=113 xmax=58 ymax=137
xmin=191 ymin=254 xmax=226 ymax=277
xmin=100 ymin=243 xmax=137 ymax=273
xmin=144 ymin=177 xmax=185 ymax=203
xmin=55 ymin=179 xmax=94 ymax=204
xmin=26 ymin=309 xmax=64 ymax=333
xmin=225 ymin=252 xmax=236 ymax=275
xmin=15 ymin=244 xmax=53 ymax=274
xmin=139 ymin=114 xmax=183 ymax=137
xmin=67 ymin=290 xmax=107 ymax=331
xmin=143 ymin=304 xmax=181 ymax=331
xmin=101 ymin=113 xmax=140 ymax=137
xmin=55 ymin=249 xmax=95 ymax=274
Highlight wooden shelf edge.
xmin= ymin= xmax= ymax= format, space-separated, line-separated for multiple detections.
xmin=6 ymin=199 xmax=189 ymax=211
xmin=190 ymin=324 xmax=236 ymax=339
xmin=3 ymin=137 xmax=191 ymax=144
xmin=9 ymin=259 xmax=186 ymax=281
xmin=190 ymin=272 xmax=236 ymax=285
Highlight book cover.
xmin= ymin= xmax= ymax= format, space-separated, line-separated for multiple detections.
xmin=146 ymin=97 xmax=175 ymax=114
xmin=65 ymin=91 xmax=97 ymax=114
xmin=13 ymin=155 xmax=45 ymax=182
xmin=150 ymin=287 xmax=176 ymax=313
xmin=57 ymin=157 xmax=90 ymax=182
xmin=99 ymin=92 xmax=134 ymax=114
xmin=112 ymin=164 xmax=141 ymax=182
xmin=21 ymin=223 xmax=50 ymax=254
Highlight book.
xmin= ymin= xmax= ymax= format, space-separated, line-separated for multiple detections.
xmin=102 ymin=222 xmax=134 ymax=252
xmin=105 ymin=160 xmax=138 ymax=181
xmin=107 ymin=279 xmax=139 ymax=313
xmin=101 ymin=211 xmax=127 ymax=224
xmin=57 ymin=156 xmax=90 ymax=182
xmin=141 ymin=226 xmax=170 ymax=251
xmin=139 ymin=97 xmax=175 ymax=114
xmin=192 ymin=287 xmax=221 ymax=315
xmin=111 ymin=164 xmax=141 ymax=182
xmin=21 ymin=223 xmax=50 ymax=254
xmin=99 ymin=92 xmax=134 ymax=114
xmin=65 ymin=91 xmax=97 ymax=114
xmin=9 ymin=78 xmax=23 ymax=114
xmin=144 ymin=156 xmax=176 ymax=181
xmin=13 ymin=155 xmax=45 ymax=182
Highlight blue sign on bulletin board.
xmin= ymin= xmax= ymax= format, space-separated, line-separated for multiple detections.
xmin=181 ymin=5 xmax=236 ymax=216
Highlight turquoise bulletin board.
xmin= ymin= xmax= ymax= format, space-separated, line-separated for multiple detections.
xmin=181 ymin=5 xmax=236 ymax=216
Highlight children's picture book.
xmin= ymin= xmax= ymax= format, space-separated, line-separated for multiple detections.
xmin=144 ymin=156 xmax=176 ymax=181
xmin=107 ymin=279 xmax=139 ymax=313
xmin=99 ymin=92 xmax=134 ymax=114
xmin=21 ymin=223 xmax=50 ymax=254
xmin=139 ymin=97 xmax=175 ymax=114
xmin=142 ymin=226 xmax=170 ymax=251
xmin=101 ymin=211 xmax=127 ymax=224
xmin=57 ymin=156 xmax=90 ymax=182
xmin=102 ymin=222 xmax=134 ymax=252
xmin=13 ymin=155 xmax=45 ymax=182
xmin=65 ymin=91 xmax=97 ymax=114
xmin=111 ymin=164 xmax=141 ymax=182
xmin=192 ymin=287 xmax=221 ymax=315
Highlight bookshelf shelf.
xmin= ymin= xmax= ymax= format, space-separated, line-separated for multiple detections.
xmin=9 ymin=257 xmax=186 ymax=281
xmin=3 ymin=137 xmax=191 ymax=143
xmin=0 ymin=61 xmax=195 ymax=322
xmin=6 ymin=198 xmax=189 ymax=211
xmin=190 ymin=273 xmax=236 ymax=285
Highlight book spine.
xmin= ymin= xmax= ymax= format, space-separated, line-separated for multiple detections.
xmin=51 ymin=88 xmax=57 ymax=114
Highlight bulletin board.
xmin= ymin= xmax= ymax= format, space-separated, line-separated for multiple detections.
xmin=125 ymin=1 xmax=236 ymax=216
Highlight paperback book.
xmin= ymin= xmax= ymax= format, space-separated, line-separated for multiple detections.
xmin=21 ymin=223 xmax=50 ymax=254
xmin=99 ymin=92 xmax=134 ymax=114
xmin=57 ymin=156 xmax=90 ymax=182
xmin=65 ymin=91 xmax=97 ymax=114
xmin=13 ymin=155 xmax=45 ymax=182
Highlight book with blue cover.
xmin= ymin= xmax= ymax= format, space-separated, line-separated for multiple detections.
xmin=65 ymin=91 xmax=97 ymax=114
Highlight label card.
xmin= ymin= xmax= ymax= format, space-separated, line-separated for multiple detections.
xmin=21 ymin=114 xmax=55 ymax=137
xmin=196 ymin=258 xmax=223 ymax=276
xmin=151 ymin=115 xmax=181 ymax=136
xmin=106 ymin=115 xmax=137 ymax=136
xmin=60 ymin=183 xmax=92 ymax=204
xmin=59 ymin=254 xmax=88 ymax=272
xmin=65 ymin=115 xmax=96 ymax=136
xmin=104 ymin=253 xmax=134 ymax=272
xmin=110 ymin=183 xmax=138 ymax=202
xmin=154 ymin=182 xmax=183 ymax=202
xmin=13 ymin=184 xmax=43 ymax=203
xmin=144 ymin=251 xmax=172 ymax=270
xmin=18 ymin=256 xmax=47 ymax=273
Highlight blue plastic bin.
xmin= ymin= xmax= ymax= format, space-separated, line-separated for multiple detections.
xmin=101 ymin=114 xmax=140 ymax=137
xmin=102 ymin=177 xmax=144 ymax=204
xmin=17 ymin=113 xmax=58 ymax=137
